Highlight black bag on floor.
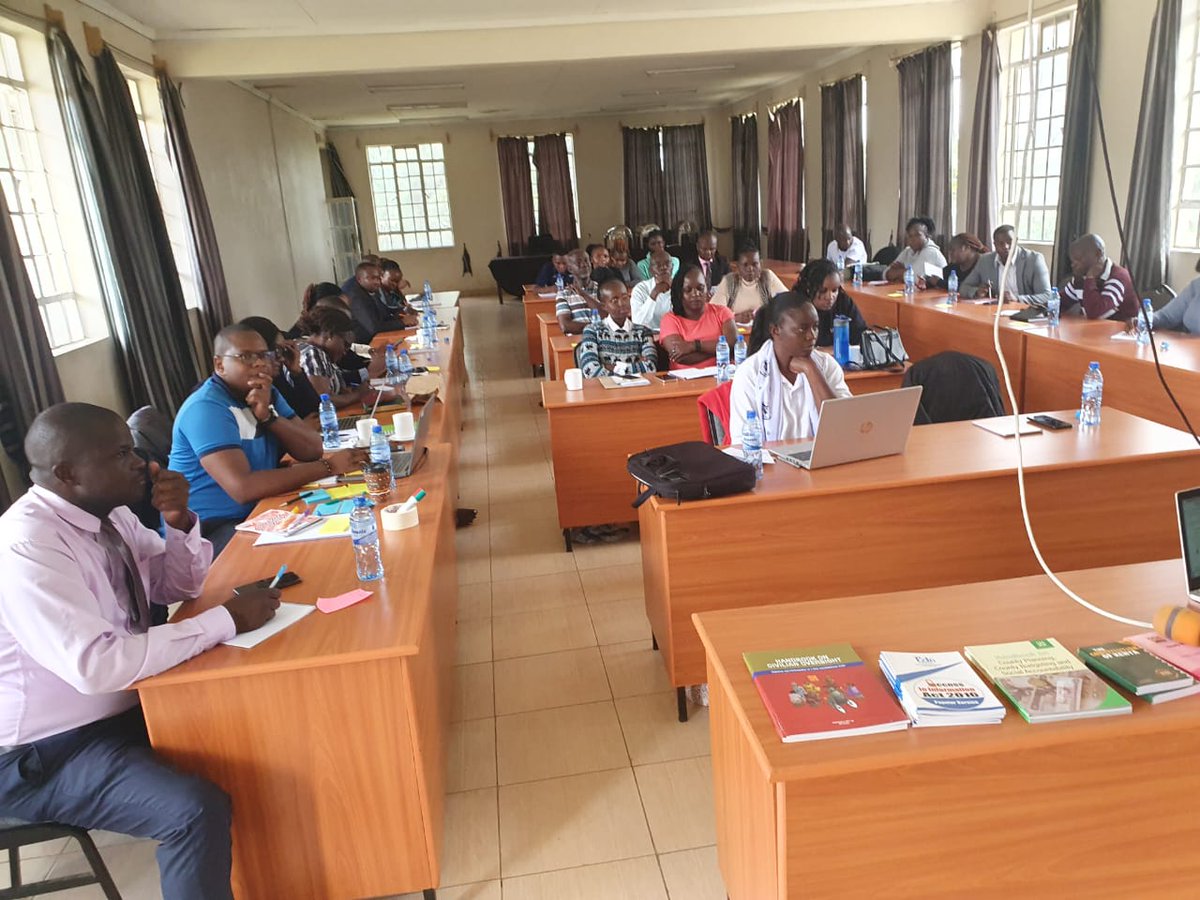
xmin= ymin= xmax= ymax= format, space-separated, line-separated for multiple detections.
xmin=628 ymin=441 xmax=756 ymax=507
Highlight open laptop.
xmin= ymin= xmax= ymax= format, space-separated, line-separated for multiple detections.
xmin=772 ymin=387 xmax=923 ymax=470
xmin=1176 ymin=487 xmax=1200 ymax=603
xmin=390 ymin=397 xmax=437 ymax=478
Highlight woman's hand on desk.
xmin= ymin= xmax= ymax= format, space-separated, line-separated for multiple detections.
xmin=224 ymin=588 xmax=280 ymax=633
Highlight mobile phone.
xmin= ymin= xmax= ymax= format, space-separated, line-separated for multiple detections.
xmin=233 ymin=572 xmax=302 ymax=594
xmin=1027 ymin=414 xmax=1072 ymax=431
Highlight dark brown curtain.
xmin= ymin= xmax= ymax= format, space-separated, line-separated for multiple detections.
xmin=897 ymin=42 xmax=953 ymax=242
xmin=1052 ymin=0 xmax=1100 ymax=281
xmin=324 ymin=141 xmax=354 ymax=199
xmin=766 ymin=100 xmax=805 ymax=261
xmin=623 ymin=126 xmax=665 ymax=228
xmin=533 ymin=133 xmax=578 ymax=246
xmin=158 ymin=70 xmax=232 ymax=359
xmin=820 ymin=75 xmax=866 ymax=248
xmin=497 ymin=136 xmax=535 ymax=255
xmin=965 ymin=27 xmax=1000 ymax=244
xmin=1125 ymin=0 xmax=1181 ymax=292
xmin=731 ymin=114 xmax=760 ymax=249
xmin=661 ymin=123 xmax=711 ymax=230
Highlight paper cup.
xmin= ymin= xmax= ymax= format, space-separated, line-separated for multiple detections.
xmin=564 ymin=368 xmax=584 ymax=391
xmin=355 ymin=418 xmax=378 ymax=445
xmin=392 ymin=411 xmax=416 ymax=442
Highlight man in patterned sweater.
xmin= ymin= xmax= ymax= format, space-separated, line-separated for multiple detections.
xmin=1061 ymin=234 xmax=1139 ymax=321
xmin=576 ymin=279 xmax=658 ymax=378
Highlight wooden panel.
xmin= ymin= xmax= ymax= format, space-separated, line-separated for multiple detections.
xmin=538 ymin=313 xmax=562 ymax=382
xmin=843 ymin=286 xmax=900 ymax=329
xmin=549 ymin=334 xmax=578 ymax=381
xmin=524 ymin=295 xmax=556 ymax=370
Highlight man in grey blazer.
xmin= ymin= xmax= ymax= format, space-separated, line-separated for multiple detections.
xmin=960 ymin=225 xmax=1053 ymax=306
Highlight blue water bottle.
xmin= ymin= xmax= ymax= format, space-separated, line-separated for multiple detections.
xmin=853 ymin=261 xmax=863 ymax=289
xmin=946 ymin=270 xmax=959 ymax=306
xmin=369 ymin=424 xmax=394 ymax=488
xmin=742 ymin=410 xmax=763 ymax=480
xmin=349 ymin=496 xmax=384 ymax=581
xmin=398 ymin=348 xmax=413 ymax=387
xmin=319 ymin=393 xmax=340 ymax=450
xmin=832 ymin=315 xmax=850 ymax=367
xmin=903 ymin=265 xmax=916 ymax=298
xmin=1135 ymin=298 xmax=1152 ymax=346
xmin=715 ymin=336 xmax=730 ymax=383
xmin=734 ymin=333 xmax=747 ymax=367
xmin=384 ymin=343 xmax=399 ymax=386
xmin=1047 ymin=287 xmax=1061 ymax=327
xmin=1080 ymin=361 xmax=1103 ymax=426
xmin=555 ymin=273 xmax=565 ymax=299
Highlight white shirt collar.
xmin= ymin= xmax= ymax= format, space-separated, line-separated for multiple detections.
xmin=605 ymin=315 xmax=633 ymax=334
xmin=1099 ymin=257 xmax=1113 ymax=280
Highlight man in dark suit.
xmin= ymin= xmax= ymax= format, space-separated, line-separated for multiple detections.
xmin=685 ymin=230 xmax=730 ymax=291
xmin=341 ymin=261 xmax=409 ymax=343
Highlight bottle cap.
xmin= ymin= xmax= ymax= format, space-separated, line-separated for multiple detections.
xmin=1089 ymin=361 xmax=1099 ymax=368
xmin=373 ymin=425 xmax=383 ymax=433
xmin=320 ymin=393 xmax=330 ymax=401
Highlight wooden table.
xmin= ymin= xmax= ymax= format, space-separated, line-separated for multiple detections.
xmin=763 ymin=258 xmax=803 ymax=285
xmin=549 ymin=333 xmax=579 ymax=380
xmin=538 ymin=312 xmax=563 ymax=381
xmin=641 ymin=409 xmax=1200 ymax=707
xmin=524 ymin=287 xmax=557 ymax=374
xmin=693 ymin=559 xmax=1200 ymax=899
xmin=138 ymin=446 xmax=459 ymax=900
xmin=541 ymin=366 xmax=908 ymax=546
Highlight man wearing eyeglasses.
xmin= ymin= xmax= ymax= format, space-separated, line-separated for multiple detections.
xmin=169 ymin=324 xmax=367 ymax=554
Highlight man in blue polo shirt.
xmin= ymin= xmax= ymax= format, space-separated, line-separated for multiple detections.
xmin=170 ymin=323 xmax=366 ymax=554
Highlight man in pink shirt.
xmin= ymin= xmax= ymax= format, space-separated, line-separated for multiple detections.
xmin=0 ymin=403 xmax=279 ymax=900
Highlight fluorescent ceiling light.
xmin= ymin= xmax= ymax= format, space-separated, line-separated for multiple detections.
xmin=645 ymin=64 xmax=735 ymax=76
xmin=387 ymin=100 xmax=468 ymax=111
xmin=621 ymin=87 xmax=698 ymax=98
xmin=251 ymin=83 xmax=295 ymax=91
xmin=368 ymin=83 xmax=465 ymax=93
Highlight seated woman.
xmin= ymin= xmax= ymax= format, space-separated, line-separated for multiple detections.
xmin=608 ymin=240 xmax=639 ymax=285
xmin=730 ymin=293 xmax=852 ymax=445
xmin=239 ymin=316 xmax=321 ymax=422
xmin=658 ymin=264 xmax=738 ymax=370
xmin=935 ymin=233 xmax=986 ymax=289
xmin=711 ymin=245 xmax=788 ymax=324
xmin=295 ymin=307 xmax=383 ymax=410
xmin=635 ymin=229 xmax=680 ymax=280
xmin=885 ymin=217 xmax=948 ymax=283
xmin=286 ymin=281 xmax=345 ymax=338
xmin=576 ymin=279 xmax=657 ymax=378
xmin=793 ymin=258 xmax=868 ymax=347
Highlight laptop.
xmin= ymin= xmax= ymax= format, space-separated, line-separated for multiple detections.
xmin=1176 ymin=487 xmax=1200 ymax=603
xmin=390 ymin=398 xmax=437 ymax=478
xmin=772 ymin=387 xmax=923 ymax=470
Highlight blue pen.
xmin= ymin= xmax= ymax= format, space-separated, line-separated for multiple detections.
xmin=268 ymin=564 xmax=288 ymax=589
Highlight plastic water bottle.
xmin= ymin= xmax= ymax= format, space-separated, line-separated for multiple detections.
xmin=349 ymin=496 xmax=384 ymax=581
xmin=591 ymin=308 xmax=601 ymax=328
xmin=555 ymin=273 xmax=565 ymax=299
xmin=734 ymin=333 xmax=747 ymax=367
xmin=1135 ymin=298 xmax=1152 ymax=346
xmin=832 ymin=316 xmax=850 ymax=367
xmin=853 ymin=262 xmax=863 ymax=289
xmin=1047 ymin=287 xmax=1061 ymax=327
xmin=903 ymin=265 xmax=915 ymax=298
xmin=397 ymin=348 xmax=413 ymax=387
xmin=384 ymin=343 xmax=399 ymax=385
xmin=1080 ymin=361 xmax=1103 ymax=426
xmin=742 ymin=410 xmax=764 ymax=480
xmin=422 ymin=280 xmax=433 ymax=304
xmin=715 ymin=336 xmax=730 ymax=383
xmin=319 ymin=393 xmax=340 ymax=450
xmin=946 ymin=270 xmax=958 ymax=306
xmin=369 ymin=424 xmax=394 ymax=487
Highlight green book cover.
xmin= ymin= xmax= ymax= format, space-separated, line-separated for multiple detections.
xmin=1077 ymin=641 xmax=1194 ymax=695
xmin=743 ymin=643 xmax=863 ymax=679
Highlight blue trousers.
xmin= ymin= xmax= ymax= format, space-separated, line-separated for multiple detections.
xmin=0 ymin=707 xmax=232 ymax=900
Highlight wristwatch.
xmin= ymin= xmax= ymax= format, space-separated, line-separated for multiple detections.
xmin=256 ymin=404 xmax=279 ymax=427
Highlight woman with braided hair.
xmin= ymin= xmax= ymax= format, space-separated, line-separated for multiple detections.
xmin=791 ymin=257 xmax=868 ymax=348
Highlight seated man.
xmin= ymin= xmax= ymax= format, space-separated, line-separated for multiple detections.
xmin=686 ymin=230 xmax=730 ymax=290
xmin=825 ymin=223 xmax=868 ymax=271
xmin=577 ymin=279 xmax=657 ymax=378
xmin=1149 ymin=271 xmax=1200 ymax=332
xmin=960 ymin=225 xmax=1052 ymax=305
xmin=0 ymin=402 xmax=281 ymax=900
xmin=1061 ymin=234 xmax=1139 ymax=321
xmin=636 ymin=229 xmax=681 ymax=280
xmin=630 ymin=252 xmax=675 ymax=330
xmin=885 ymin=217 xmax=948 ymax=283
xmin=342 ymin=261 xmax=408 ymax=343
xmin=378 ymin=258 xmax=415 ymax=314
xmin=555 ymin=248 xmax=600 ymax=335
xmin=535 ymin=252 xmax=572 ymax=287
xmin=170 ymin=324 xmax=365 ymax=553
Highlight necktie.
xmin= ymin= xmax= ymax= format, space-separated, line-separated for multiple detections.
xmin=98 ymin=518 xmax=148 ymax=631
xmin=701 ymin=259 xmax=710 ymax=286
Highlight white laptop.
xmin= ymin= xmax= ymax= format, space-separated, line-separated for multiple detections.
xmin=1176 ymin=487 xmax=1200 ymax=603
xmin=773 ymin=387 xmax=923 ymax=470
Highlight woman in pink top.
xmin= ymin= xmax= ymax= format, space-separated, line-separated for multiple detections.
xmin=658 ymin=264 xmax=738 ymax=369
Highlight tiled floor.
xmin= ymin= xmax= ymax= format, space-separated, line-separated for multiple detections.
xmin=19 ymin=296 xmax=726 ymax=899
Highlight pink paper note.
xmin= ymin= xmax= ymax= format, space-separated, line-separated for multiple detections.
xmin=316 ymin=589 xmax=373 ymax=614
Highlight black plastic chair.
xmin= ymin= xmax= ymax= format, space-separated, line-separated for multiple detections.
xmin=0 ymin=820 xmax=121 ymax=899
xmin=902 ymin=351 xmax=1005 ymax=425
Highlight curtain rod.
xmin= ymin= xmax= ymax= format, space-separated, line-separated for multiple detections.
xmin=489 ymin=126 xmax=577 ymax=142
xmin=818 ymin=73 xmax=864 ymax=89
xmin=619 ymin=119 xmax=705 ymax=130
xmin=889 ymin=40 xmax=953 ymax=68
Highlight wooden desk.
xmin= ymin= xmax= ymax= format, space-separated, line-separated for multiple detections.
xmin=549 ymin=334 xmax=579 ymax=380
xmin=538 ymin=312 xmax=563 ymax=381
xmin=541 ymin=366 xmax=908 ymax=544
xmin=641 ymin=409 xmax=1200 ymax=695
xmin=138 ymin=447 xmax=459 ymax=900
xmin=763 ymin=258 xmax=803 ymax=284
xmin=694 ymin=560 xmax=1200 ymax=899
xmin=524 ymin=289 xmax=557 ymax=374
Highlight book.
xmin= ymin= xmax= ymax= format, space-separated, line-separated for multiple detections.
xmin=1077 ymin=640 xmax=1194 ymax=695
xmin=971 ymin=417 xmax=1041 ymax=438
xmin=1125 ymin=632 xmax=1200 ymax=679
xmin=964 ymin=638 xmax=1132 ymax=723
xmin=878 ymin=650 xmax=1006 ymax=727
xmin=743 ymin=644 xmax=909 ymax=743
xmin=598 ymin=374 xmax=651 ymax=389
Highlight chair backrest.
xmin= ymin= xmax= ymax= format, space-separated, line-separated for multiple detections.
xmin=1147 ymin=283 xmax=1178 ymax=311
xmin=127 ymin=406 xmax=173 ymax=466
xmin=873 ymin=244 xmax=900 ymax=266
xmin=697 ymin=380 xmax=734 ymax=446
xmin=901 ymin=351 xmax=1004 ymax=425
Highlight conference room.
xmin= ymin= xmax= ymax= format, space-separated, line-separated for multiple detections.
xmin=1 ymin=0 xmax=1199 ymax=898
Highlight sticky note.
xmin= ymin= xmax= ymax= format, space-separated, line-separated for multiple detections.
xmin=318 ymin=518 xmax=350 ymax=536
xmin=326 ymin=484 xmax=369 ymax=501
xmin=301 ymin=489 xmax=331 ymax=503
xmin=315 ymin=499 xmax=354 ymax=516
xmin=316 ymin=589 xmax=373 ymax=614
xmin=887 ymin=291 xmax=906 ymax=298
xmin=427 ymin=366 xmax=441 ymax=372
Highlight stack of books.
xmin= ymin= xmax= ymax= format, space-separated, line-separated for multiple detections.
xmin=1116 ymin=634 xmax=1200 ymax=702
xmin=878 ymin=650 xmax=1006 ymax=726
xmin=964 ymin=638 xmax=1132 ymax=724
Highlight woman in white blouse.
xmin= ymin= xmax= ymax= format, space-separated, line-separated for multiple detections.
xmin=711 ymin=245 xmax=788 ymax=324
xmin=885 ymin=217 xmax=948 ymax=283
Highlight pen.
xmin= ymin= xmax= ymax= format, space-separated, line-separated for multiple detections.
xmin=400 ymin=489 xmax=427 ymax=513
xmin=268 ymin=564 xmax=288 ymax=588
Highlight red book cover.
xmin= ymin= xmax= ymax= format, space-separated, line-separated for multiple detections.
xmin=753 ymin=668 xmax=910 ymax=743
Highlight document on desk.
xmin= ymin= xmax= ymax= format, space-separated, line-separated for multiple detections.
xmin=222 ymin=602 xmax=315 ymax=649
xmin=598 ymin=375 xmax=651 ymax=388
xmin=971 ymin=418 xmax=1042 ymax=437
xmin=669 ymin=366 xmax=719 ymax=380
xmin=254 ymin=514 xmax=352 ymax=545
xmin=1110 ymin=332 xmax=1139 ymax=342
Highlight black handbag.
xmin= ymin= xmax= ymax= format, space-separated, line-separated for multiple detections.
xmin=628 ymin=441 xmax=756 ymax=507
xmin=861 ymin=327 xmax=909 ymax=369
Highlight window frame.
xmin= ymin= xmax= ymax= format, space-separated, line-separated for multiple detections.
xmin=366 ymin=142 xmax=455 ymax=252
xmin=1171 ymin=0 xmax=1200 ymax=252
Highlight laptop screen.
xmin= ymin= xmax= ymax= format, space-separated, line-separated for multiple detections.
xmin=1177 ymin=488 xmax=1200 ymax=592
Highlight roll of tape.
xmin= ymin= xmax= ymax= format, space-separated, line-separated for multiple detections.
xmin=380 ymin=503 xmax=420 ymax=532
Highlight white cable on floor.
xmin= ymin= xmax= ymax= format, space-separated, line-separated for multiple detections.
xmin=987 ymin=0 xmax=1151 ymax=629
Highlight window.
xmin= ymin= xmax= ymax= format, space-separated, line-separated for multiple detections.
xmin=949 ymin=43 xmax=962 ymax=234
xmin=998 ymin=10 xmax=1074 ymax=243
xmin=1172 ymin=0 xmax=1200 ymax=250
xmin=366 ymin=142 xmax=454 ymax=250
xmin=0 ymin=31 xmax=83 ymax=349
xmin=527 ymin=133 xmax=580 ymax=235
xmin=125 ymin=75 xmax=202 ymax=310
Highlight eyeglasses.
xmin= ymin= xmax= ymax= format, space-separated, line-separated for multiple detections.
xmin=221 ymin=351 xmax=276 ymax=364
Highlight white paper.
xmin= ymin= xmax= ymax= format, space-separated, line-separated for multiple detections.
xmin=222 ymin=602 xmax=315 ymax=649
xmin=971 ymin=418 xmax=1042 ymax=438
xmin=723 ymin=446 xmax=775 ymax=464
xmin=867 ymin=279 xmax=889 ymax=286
xmin=254 ymin=515 xmax=352 ymax=546
xmin=1110 ymin=332 xmax=1139 ymax=342
xmin=669 ymin=366 xmax=719 ymax=380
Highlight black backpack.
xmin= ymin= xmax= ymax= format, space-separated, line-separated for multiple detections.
xmin=628 ymin=441 xmax=756 ymax=507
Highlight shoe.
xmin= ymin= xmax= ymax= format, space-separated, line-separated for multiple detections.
xmin=455 ymin=508 xmax=478 ymax=529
